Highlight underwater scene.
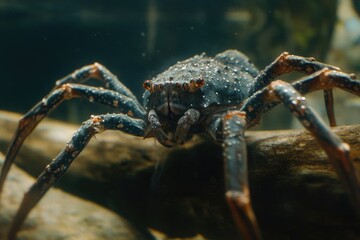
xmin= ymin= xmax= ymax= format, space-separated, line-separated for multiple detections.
xmin=0 ymin=0 xmax=360 ymax=239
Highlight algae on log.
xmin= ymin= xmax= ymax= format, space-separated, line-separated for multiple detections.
xmin=0 ymin=110 xmax=359 ymax=239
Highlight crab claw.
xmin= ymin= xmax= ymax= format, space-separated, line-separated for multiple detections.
xmin=144 ymin=126 xmax=174 ymax=147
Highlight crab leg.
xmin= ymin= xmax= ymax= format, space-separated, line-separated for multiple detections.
xmin=222 ymin=111 xmax=261 ymax=240
xmin=55 ymin=62 xmax=139 ymax=100
xmin=6 ymin=113 xmax=146 ymax=240
xmin=323 ymin=89 xmax=336 ymax=127
xmin=251 ymin=52 xmax=341 ymax=93
xmin=242 ymin=80 xmax=360 ymax=216
xmin=244 ymin=69 xmax=360 ymax=128
xmin=249 ymin=52 xmax=342 ymax=126
xmin=0 ymin=84 xmax=145 ymax=200
xmin=294 ymin=69 xmax=360 ymax=127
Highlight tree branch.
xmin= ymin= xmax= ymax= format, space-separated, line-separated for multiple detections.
xmin=0 ymin=110 xmax=359 ymax=239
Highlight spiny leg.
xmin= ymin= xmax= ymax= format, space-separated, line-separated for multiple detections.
xmin=55 ymin=62 xmax=138 ymax=100
xmin=244 ymin=69 xmax=360 ymax=128
xmin=0 ymin=83 xmax=145 ymax=199
xmin=249 ymin=52 xmax=341 ymax=125
xmin=251 ymin=52 xmax=340 ymax=93
xmin=222 ymin=111 xmax=261 ymax=240
xmin=6 ymin=113 xmax=146 ymax=240
xmin=324 ymin=89 xmax=336 ymax=127
xmin=242 ymin=80 xmax=360 ymax=215
xmin=295 ymin=69 xmax=359 ymax=127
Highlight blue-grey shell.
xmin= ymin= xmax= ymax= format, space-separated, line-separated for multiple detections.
xmin=143 ymin=50 xmax=259 ymax=117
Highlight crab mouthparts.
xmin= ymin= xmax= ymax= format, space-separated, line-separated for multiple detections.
xmin=156 ymin=100 xmax=186 ymax=117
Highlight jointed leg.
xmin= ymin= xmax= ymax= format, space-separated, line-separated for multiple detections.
xmin=323 ymin=89 xmax=336 ymax=127
xmin=0 ymin=83 xmax=145 ymax=199
xmin=6 ymin=113 xmax=146 ymax=240
xmin=222 ymin=111 xmax=261 ymax=240
xmin=251 ymin=52 xmax=340 ymax=93
xmin=249 ymin=52 xmax=342 ymax=125
xmin=244 ymin=69 xmax=360 ymax=127
xmin=55 ymin=62 xmax=138 ymax=100
xmin=242 ymin=80 xmax=360 ymax=215
xmin=294 ymin=69 xmax=359 ymax=127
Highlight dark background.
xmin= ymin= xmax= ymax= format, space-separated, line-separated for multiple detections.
xmin=0 ymin=0 xmax=353 ymax=127
xmin=1 ymin=1 xmax=360 ymax=239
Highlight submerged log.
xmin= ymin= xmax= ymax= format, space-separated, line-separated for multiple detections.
xmin=0 ymin=110 xmax=359 ymax=239
xmin=0 ymin=151 xmax=154 ymax=240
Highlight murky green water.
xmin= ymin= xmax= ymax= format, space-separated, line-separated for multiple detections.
xmin=3 ymin=0 xmax=359 ymax=128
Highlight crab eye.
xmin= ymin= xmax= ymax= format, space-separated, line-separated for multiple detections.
xmin=195 ymin=78 xmax=205 ymax=88
xmin=189 ymin=78 xmax=205 ymax=91
xmin=158 ymin=83 xmax=164 ymax=90
xmin=143 ymin=80 xmax=153 ymax=92
xmin=183 ymin=82 xmax=190 ymax=91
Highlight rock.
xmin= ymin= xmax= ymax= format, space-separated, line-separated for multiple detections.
xmin=0 ymin=110 xmax=360 ymax=239
xmin=0 ymin=151 xmax=153 ymax=240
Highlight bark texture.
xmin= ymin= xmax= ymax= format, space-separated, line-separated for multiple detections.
xmin=0 ymin=110 xmax=359 ymax=239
